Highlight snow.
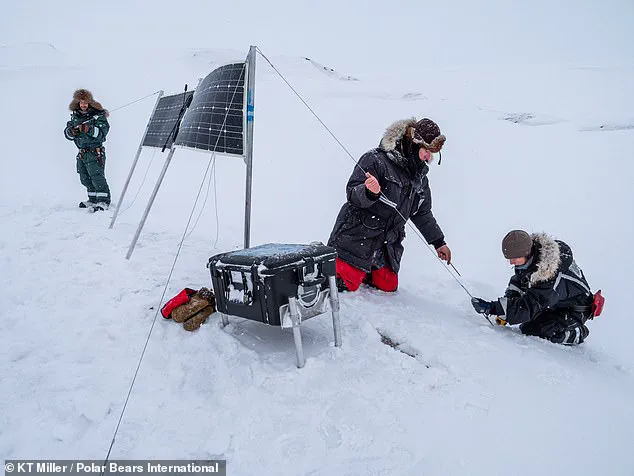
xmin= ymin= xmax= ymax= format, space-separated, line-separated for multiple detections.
xmin=226 ymin=244 xmax=314 ymax=257
xmin=228 ymin=285 xmax=246 ymax=305
xmin=2 ymin=1 xmax=634 ymax=474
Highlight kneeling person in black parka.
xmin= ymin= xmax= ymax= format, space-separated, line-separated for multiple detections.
xmin=471 ymin=230 xmax=595 ymax=345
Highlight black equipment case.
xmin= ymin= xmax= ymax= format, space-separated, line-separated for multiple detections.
xmin=208 ymin=243 xmax=337 ymax=327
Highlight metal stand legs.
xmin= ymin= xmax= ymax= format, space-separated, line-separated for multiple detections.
xmin=218 ymin=304 xmax=305 ymax=368
xmin=126 ymin=147 xmax=176 ymax=260
xmin=110 ymin=91 xmax=164 ymax=230
xmin=288 ymin=297 xmax=305 ymax=368
xmin=219 ymin=312 xmax=229 ymax=328
xmin=219 ymin=279 xmax=342 ymax=369
xmin=288 ymin=282 xmax=341 ymax=368
xmin=328 ymin=275 xmax=342 ymax=348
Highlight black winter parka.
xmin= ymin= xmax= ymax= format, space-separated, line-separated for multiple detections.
xmin=328 ymin=119 xmax=444 ymax=273
xmin=494 ymin=233 xmax=594 ymax=325
xmin=64 ymin=106 xmax=109 ymax=149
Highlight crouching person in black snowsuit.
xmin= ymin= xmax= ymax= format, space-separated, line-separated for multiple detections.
xmin=471 ymin=230 xmax=594 ymax=345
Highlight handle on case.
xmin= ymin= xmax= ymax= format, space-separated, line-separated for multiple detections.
xmin=302 ymin=276 xmax=327 ymax=287
xmin=298 ymin=257 xmax=327 ymax=287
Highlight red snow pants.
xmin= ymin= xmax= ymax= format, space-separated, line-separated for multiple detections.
xmin=336 ymin=258 xmax=398 ymax=292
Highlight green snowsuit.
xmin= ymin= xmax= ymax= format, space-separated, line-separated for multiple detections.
xmin=64 ymin=107 xmax=111 ymax=204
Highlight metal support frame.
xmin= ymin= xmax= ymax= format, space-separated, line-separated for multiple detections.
xmin=243 ymin=45 xmax=256 ymax=249
xmin=125 ymin=147 xmax=176 ymax=259
xmin=288 ymin=297 xmax=305 ymax=368
xmin=328 ymin=276 xmax=342 ymax=347
xmin=219 ymin=312 xmax=229 ymax=328
xmin=109 ymin=90 xmax=164 ymax=229
xmin=218 ymin=278 xmax=341 ymax=368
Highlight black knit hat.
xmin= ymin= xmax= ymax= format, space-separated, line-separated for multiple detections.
xmin=502 ymin=230 xmax=533 ymax=259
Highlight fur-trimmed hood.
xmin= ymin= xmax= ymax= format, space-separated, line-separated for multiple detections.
xmin=376 ymin=119 xmax=426 ymax=177
xmin=529 ymin=232 xmax=561 ymax=284
xmin=69 ymin=89 xmax=104 ymax=112
xmin=379 ymin=118 xmax=417 ymax=152
xmin=379 ymin=117 xmax=446 ymax=154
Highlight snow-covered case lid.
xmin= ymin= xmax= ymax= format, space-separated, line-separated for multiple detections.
xmin=209 ymin=242 xmax=336 ymax=273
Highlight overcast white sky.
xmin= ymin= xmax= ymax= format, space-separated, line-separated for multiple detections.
xmin=2 ymin=0 xmax=633 ymax=74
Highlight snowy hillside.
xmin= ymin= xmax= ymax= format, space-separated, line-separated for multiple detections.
xmin=2 ymin=1 xmax=634 ymax=475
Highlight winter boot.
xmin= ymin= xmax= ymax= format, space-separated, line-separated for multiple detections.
xmin=551 ymin=324 xmax=589 ymax=345
xmin=89 ymin=202 xmax=110 ymax=212
xmin=79 ymin=200 xmax=96 ymax=208
xmin=183 ymin=306 xmax=214 ymax=331
xmin=182 ymin=288 xmax=216 ymax=331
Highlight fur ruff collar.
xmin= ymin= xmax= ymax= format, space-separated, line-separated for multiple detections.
xmin=380 ymin=118 xmax=417 ymax=152
xmin=379 ymin=117 xmax=445 ymax=153
xmin=529 ymin=233 xmax=561 ymax=284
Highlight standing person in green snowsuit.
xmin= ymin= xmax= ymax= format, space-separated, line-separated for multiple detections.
xmin=64 ymin=89 xmax=111 ymax=211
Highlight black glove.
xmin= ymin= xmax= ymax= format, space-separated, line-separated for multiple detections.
xmin=471 ymin=297 xmax=493 ymax=315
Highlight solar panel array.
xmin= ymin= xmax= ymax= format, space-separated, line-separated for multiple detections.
xmin=143 ymin=91 xmax=195 ymax=149
xmin=174 ymin=62 xmax=246 ymax=156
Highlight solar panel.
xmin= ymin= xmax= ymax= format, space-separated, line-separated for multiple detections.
xmin=143 ymin=90 xmax=195 ymax=149
xmin=174 ymin=62 xmax=246 ymax=156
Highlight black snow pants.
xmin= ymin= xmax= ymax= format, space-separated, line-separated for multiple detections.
xmin=520 ymin=310 xmax=590 ymax=345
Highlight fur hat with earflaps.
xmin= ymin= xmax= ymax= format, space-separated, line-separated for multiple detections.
xmin=409 ymin=118 xmax=446 ymax=153
xmin=380 ymin=117 xmax=446 ymax=154
xmin=69 ymin=89 xmax=104 ymax=112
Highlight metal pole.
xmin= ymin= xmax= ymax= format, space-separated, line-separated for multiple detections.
xmin=243 ymin=45 xmax=257 ymax=249
xmin=288 ymin=297 xmax=305 ymax=368
xmin=328 ymin=276 xmax=342 ymax=347
xmin=125 ymin=147 xmax=176 ymax=260
xmin=220 ymin=312 xmax=229 ymax=328
xmin=109 ymin=90 xmax=164 ymax=229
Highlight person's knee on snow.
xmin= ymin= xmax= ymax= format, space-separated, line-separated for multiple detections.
xmin=335 ymin=258 xmax=399 ymax=293
xmin=335 ymin=258 xmax=366 ymax=292
xmin=370 ymin=266 xmax=398 ymax=292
